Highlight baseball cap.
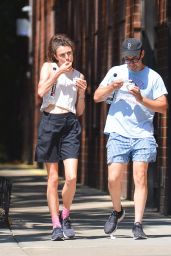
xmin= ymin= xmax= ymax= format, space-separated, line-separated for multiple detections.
xmin=121 ymin=38 xmax=142 ymax=57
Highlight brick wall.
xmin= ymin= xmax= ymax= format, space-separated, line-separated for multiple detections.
xmin=32 ymin=0 xmax=55 ymax=159
xmin=155 ymin=0 xmax=169 ymax=214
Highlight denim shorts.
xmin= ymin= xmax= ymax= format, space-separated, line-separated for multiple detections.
xmin=35 ymin=112 xmax=81 ymax=163
xmin=106 ymin=132 xmax=157 ymax=164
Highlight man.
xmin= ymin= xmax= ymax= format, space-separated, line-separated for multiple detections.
xmin=94 ymin=38 xmax=168 ymax=239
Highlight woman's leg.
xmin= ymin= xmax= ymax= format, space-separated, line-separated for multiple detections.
xmin=46 ymin=162 xmax=61 ymax=228
xmin=60 ymin=158 xmax=78 ymax=238
xmin=62 ymin=158 xmax=78 ymax=214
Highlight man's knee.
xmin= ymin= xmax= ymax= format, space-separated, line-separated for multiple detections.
xmin=108 ymin=176 xmax=121 ymax=188
xmin=134 ymin=173 xmax=147 ymax=187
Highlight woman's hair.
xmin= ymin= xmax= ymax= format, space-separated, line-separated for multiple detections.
xmin=47 ymin=34 xmax=75 ymax=62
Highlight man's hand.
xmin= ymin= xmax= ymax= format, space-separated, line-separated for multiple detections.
xmin=111 ymin=79 xmax=124 ymax=90
xmin=129 ymin=86 xmax=143 ymax=102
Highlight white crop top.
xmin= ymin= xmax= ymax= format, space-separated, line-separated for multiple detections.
xmin=40 ymin=63 xmax=80 ymax=114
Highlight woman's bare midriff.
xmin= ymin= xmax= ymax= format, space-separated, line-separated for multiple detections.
xmin=44 ymin=104 xmax=69 ymax=114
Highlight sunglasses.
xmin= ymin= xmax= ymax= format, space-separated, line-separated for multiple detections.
xmin=123 ymin=51 xmax=142 ymax=64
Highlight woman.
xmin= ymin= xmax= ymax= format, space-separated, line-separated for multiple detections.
xmin=35 ymin=34 xmax=87 ymax=241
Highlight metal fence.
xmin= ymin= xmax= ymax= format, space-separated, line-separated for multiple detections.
xmin=0 ymin=177 xmax=12 ymax=227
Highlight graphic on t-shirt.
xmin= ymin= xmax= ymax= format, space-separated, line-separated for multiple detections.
xmin=128 ymin=75 xmax=145 ymax=89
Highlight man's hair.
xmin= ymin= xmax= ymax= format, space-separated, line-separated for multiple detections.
xmin=47 ymin=34 xmax=75 ymax=62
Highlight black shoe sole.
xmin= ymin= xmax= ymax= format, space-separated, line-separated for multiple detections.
xmin=133 ymin=235 xmax=148 ymax=240
xmin=51 ymin=235 xmax=64 ymax=241
xmin=51 ymin=237 xmax=64 ymax=241
xmin=63 ymin=232 xmax=75 ymax=239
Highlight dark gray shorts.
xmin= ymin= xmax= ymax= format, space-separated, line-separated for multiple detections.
xmin=35 ymin=112 xmax=81 ymax=163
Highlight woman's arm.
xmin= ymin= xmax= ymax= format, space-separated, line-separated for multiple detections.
xmin=76 ymin=74 xmax=87 ymax=116
xmin=38 ymin=62 xmax=72 ymax=98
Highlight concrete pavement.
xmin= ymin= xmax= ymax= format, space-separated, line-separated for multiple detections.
xmin=0 ymin=164 xmax=171 ymax=256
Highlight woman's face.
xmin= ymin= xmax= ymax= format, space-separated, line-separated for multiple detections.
xmin=54 ymin=46 xmax=73 ymax=66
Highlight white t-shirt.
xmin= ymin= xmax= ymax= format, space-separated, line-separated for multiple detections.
xmin=100 ymin=64 xmax=168 ymax=138
xmin=40 ymin=63 xmax=80 ymax=114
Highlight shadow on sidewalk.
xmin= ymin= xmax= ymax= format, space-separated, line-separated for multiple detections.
xmin=0 ymin=168 xmax=171 ymax=243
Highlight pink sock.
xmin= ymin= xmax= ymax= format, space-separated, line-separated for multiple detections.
xmin=62 ymin=207 xmax=70 ymax=220
xmin=52 ymin=215 xmax=61 ymax=229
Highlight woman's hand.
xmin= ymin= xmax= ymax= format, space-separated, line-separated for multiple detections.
xmin=58 ymin=61 xmax=73 ymax=74
xmin=75 ymin=78 xmax=87 ymax=96
xmin=75 ymin=76 xmax=87 ymax=116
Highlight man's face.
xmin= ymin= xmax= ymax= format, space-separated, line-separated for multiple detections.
xmin=123 ymin=50 xmax=144 ymax=71
xmin=54 ymin=46 xmax=73 ymax=66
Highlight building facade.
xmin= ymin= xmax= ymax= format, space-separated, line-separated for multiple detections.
xmin=31 ymin=0 xmax=171 ymax=214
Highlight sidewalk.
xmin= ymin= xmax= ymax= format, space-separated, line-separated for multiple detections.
xmin=0 ymin=165 xmax=171 ymax=256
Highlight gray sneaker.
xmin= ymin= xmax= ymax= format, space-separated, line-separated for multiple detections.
xmin=104 ymin=207 xmax=125 ymax=234
xmin=62 ymin=217 xmax=75 ymax=239
xmin=51 ymin=227 xmax=63 ymax=241
xmin=132 ymin=222 xmax=147 ymax=240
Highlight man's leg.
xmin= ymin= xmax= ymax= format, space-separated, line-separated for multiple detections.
xmin=104 ymin=163 xmax=127 ymax=234
xmin=133 ymin=161 xmax=148 ymax=223
xmin=108 ymin=163 xmax=126 ymax=212
xmin=132 ymin=161 xmax=148 ymax=239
